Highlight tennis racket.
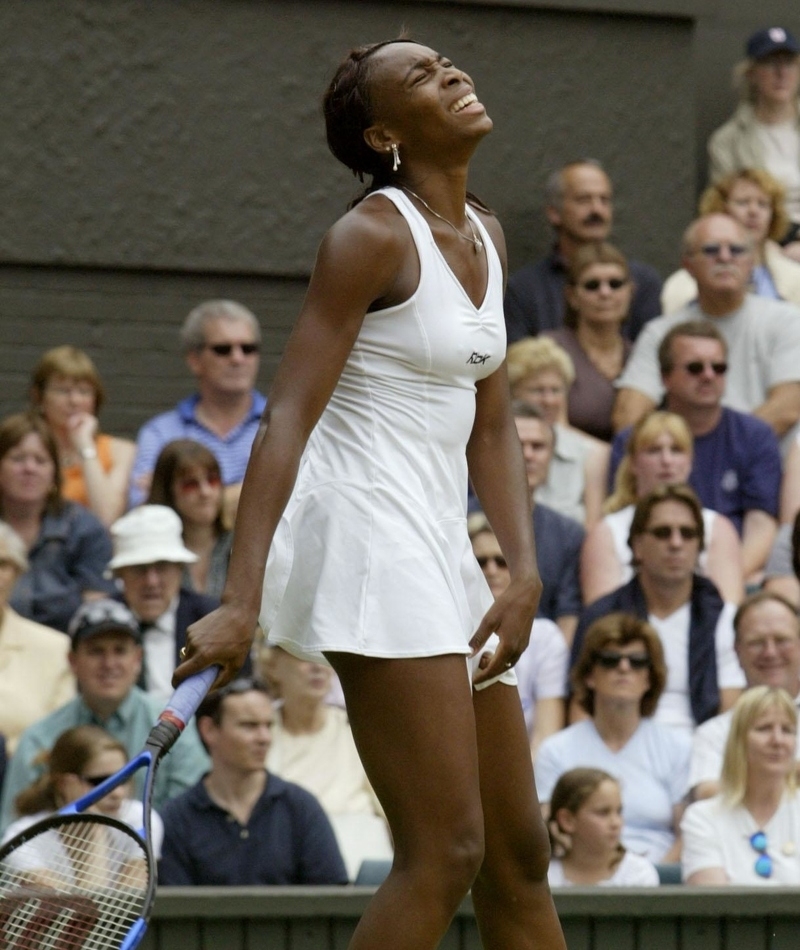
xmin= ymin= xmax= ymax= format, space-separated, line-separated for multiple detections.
xmin=0 ymin=665 xmax=219 ymax=950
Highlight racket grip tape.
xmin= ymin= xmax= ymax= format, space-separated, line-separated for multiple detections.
xmin=160 ymin=666 xmax=221 ymax=731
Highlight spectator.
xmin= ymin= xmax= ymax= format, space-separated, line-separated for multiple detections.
xmin=547 ymin=768 xmax=659 ymax=887
xmin=504 ymin=159 xmax=662 ymax=342
xmin=511 ymin=403 xmax=585 ymax=645
xmin=763 ymin=509 xmax=800 ymax=607
xmin=613 ymin=213 xmax=800 ymax=448
xmin=0 ymin=412 xmax=114 ymax=632
xmin=610 ymin=323 xmax=781 ymax=583
xmin=690 ymin=591 xmax=800 ymax=801
xmin=535 ymin=613 xmax=689 ymax=863
xmin=146 ymin=440 xmax=232 ymax=599
xmin=663 ymin=170 xmax=800 ymax=310
xmin=584 ymin=411 xmax=743 ymax=605
xmin=574 ymin=485 xmax=745 ymax=736
xmin=29 ymin=345 xmax=135 ymax=527
xmin=158 ymin=678 xmax=348 ymax=885
xmin=108 ymin=505 xmax=220 ymax=702
xmin=1 ymin=725 xmax=164 ymax=859
xmin=708 ymin=27 xmax=800 ymax=260
xmin=0 ymin=521 xmax=75 ymax=756
xmin=682 ymin=686 xmax=800 ymax=884
xmin=128 ymin=300 xmax=266 ymax=520
xmin=542 ymin=242 xmax=633 ymax=442
xmin=469 ymin=514 xmax=567 ymax=758
xmin=264 ymin=646 xmax=391 ymax=880
xmin=0 ymin=598 xmax=208 ymax=831
xmin=508 ymin=339 xmax=609 ymax=527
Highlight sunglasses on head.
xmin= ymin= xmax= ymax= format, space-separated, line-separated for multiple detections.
xmin=750 ymin=831 xmax=772 ymax=879
xmin=681 ymin=360 xmax=728 ymax=376
xmin=476 ymin=554 xmax=508 ymax=569
xmin=205 ymin=342 xmax=260 ymax=357
xmin=592 ymin=650 xmax=651 ymax=670
xmin=697 ymin=243 xmax=749 ymax=258
xmin=645 ymin=524 xmax=700 ymax=541
xmin=81 ymin=774 xmax=115 ymax=788
xmin=579 ymin=277 xmax=628 ymax=291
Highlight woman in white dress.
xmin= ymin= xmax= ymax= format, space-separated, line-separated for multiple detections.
xmin=682 ymin=686 xmax=800 ymax=884
xmin=581 ymin=410 xmax=743 ymax=604
xmin=176 ymin=38 xmax=565 ymax=950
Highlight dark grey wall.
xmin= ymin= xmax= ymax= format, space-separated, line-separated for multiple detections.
xmin=0 ymin=0 xmax=795 ymax=437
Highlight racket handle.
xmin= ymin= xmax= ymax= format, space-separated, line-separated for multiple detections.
xmin=161 ymin=666 xmax=221 ymax=730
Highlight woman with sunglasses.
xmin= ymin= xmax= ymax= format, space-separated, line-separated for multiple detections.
xmin=146 ymin=439 xmax=232 ymax=599
xmin=541 ymin=242 xmax=633 ymax=443
xmin=29 ymin=346 xmax=136 ymax=528
xmin=682 ymin=686 xmax=800 ymax=885
xmin=663 ymin=169 xmax=800 ymax=312
xmin=582 ymin=410 xmax=743 ymax=605
xmin=535 ymin=612 xmax=690 ymax=863
xmin=176 ymin=38 xmax=567 ymax=950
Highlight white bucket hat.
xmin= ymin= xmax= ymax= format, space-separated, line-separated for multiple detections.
xmin=107 ymin=505 xmax=198 ymax=572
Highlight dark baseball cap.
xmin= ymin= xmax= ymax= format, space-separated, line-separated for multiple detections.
xmin=67 ymin=598 xmax=142 ymax=647
xmin=746 ymin=27 xmax=800 ymax=61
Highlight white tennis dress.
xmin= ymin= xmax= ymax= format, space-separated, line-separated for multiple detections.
xmin=261 ymin=187 xmax=509 ymax=672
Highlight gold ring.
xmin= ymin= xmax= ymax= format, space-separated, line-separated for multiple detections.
xmin=179 ymin=646 xmax=189 ymax=661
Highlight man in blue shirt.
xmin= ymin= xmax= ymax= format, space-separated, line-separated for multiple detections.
xmin=0 ymin=599 xmax=209 ymax=832
xmin=158 ymin=678 xmax=348 ymax=885
xmin=610 ymin=321 xmax=781 ymax=583
xmin=128 ymin=300 xmax=266 ymax=513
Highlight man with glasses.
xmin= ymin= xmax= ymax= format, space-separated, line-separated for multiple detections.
xmin=612 ymin=213 xmax=800 ymax=449
xmin=688 ymin=591 xmax=800 ymax=802
xmin=570 ymin=485 xmax=745 ymax=736
xmin=504 ymin=159 xmax=663 ymax=343
xmin=610 ymin=321 xmax=781 ymax=582
xmin=128 ymin=300 xmax=266 ymax=513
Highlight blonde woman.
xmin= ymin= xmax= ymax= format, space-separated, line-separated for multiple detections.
xmin=682 ymin=686 xmax=800 ymax=884
xmin=507 ymin=336 xmax=609 ymax=527
xmin=580 ymin=411 xmax=743 ymax=604
xmin=30 ymin=345 xmax=135 ymax=527
xmin=662 ymin=169 xmax=800 ymax=311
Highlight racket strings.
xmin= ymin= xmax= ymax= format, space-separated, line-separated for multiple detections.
xmin=0 ymin=818 xmax=150 ymax=949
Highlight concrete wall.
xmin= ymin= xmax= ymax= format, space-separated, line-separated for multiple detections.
xmin=0 ymin=0 xmax=795 ymax=436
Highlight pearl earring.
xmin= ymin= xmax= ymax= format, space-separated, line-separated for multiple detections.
xmin=391 ymin=143 xmax=401 ymax=172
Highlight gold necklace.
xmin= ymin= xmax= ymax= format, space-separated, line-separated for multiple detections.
xmin=401 ymin=186 xmax=483 ymax=254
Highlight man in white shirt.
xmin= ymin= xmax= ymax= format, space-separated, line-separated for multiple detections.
xmin=689 ymin=590 xmax=800 ymax=800
xmin=613 ymin=213 xmax=800 ymax=449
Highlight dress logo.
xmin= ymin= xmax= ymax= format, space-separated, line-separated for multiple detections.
xmin=467 ymin=352 xmax=491 ymax=365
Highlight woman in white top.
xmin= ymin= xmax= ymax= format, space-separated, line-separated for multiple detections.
xmin=506 ymin=336 xmax=609 ymax=528
xmin=662 ymin=168 xmax=800 ymax=311
xmin=581 ymin=411 xmax=743 ymax=605
xmin=547 ymin=767 xmax=659 ymax=887
xmin=708 ymin=27 xmax=800 ymax=261
xmin=682 ymin=686 xmax=800 ymax=884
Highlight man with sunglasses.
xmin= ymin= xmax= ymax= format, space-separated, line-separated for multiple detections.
xmin=613 ymin=213 xmax=800 ymax=450
xmin=128 ymin=300 xmax=266 ymax=512
xmin=610 ymin=321 xmax=781 ymax=582
xmin=570 ymin=485 xmax=745 ymax=737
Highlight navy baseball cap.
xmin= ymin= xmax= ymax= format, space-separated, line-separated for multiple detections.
xmin=68 ymin=598 xmax=142 ymax=647
xmin=746 ymin=27 xmax=800 ymax=61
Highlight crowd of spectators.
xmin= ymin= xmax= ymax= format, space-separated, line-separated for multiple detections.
xmin=3 ymin=23 xmax=800 ymax=892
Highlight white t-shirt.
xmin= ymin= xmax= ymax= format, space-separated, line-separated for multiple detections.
xmin=535 ymin=718 xmax=690 ymax=861
xmin=548 ymin=850 xmax=660 ymax=887
xmin=647 ymin=602 xmax=745 ymax=736
xmin=515 ymin=618 xmax=568 ymax=735
xmin=682 ymin=791 xmax=800 ymax=884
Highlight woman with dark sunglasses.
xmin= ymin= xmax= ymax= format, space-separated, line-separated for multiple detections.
xmin=146 ymin=439 xmax=232 ymax=599
xmin=541 ymin=242 xmax=633 ymax=443
xmin=535 ymin=612 xmax=690 ymax=863
xmin=682 ymin=686 xmax=800 ymax=884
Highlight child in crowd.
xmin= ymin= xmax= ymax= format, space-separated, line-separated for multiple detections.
xmin=547 ymin=768 xmax=660 ymax=887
